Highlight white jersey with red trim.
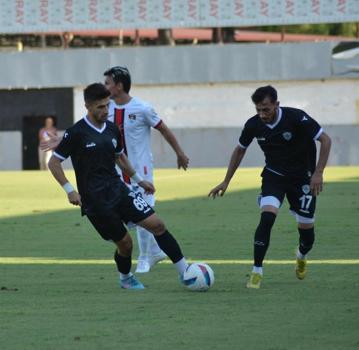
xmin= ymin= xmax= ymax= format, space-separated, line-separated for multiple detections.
xmin=108 ymin=97 xmax=162 ymax=185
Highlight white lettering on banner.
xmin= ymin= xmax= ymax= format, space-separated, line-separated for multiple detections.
xmin=1 ymin=0 xmax=358 ymax=33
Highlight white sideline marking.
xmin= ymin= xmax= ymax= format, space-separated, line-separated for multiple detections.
xmin=0 ymin=258 xmax=358 ymax=265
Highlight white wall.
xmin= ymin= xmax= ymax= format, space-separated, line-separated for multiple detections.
xmin=151 ymin=125 xmax=359 ymax=168
xmin=0 ymin=43 xmax=334 ymax=89
xmin=73 ymin=79 xmax=359 ymax=127
xmin=0 ymin=132 xmax=22 ymax=170
xmin=73 ymin=87 xmax=87 ymax=123
xmin=2 ymin=79 xmax=359 ymax=170
xmin=2 ymin=125 xmax=359 ymax=170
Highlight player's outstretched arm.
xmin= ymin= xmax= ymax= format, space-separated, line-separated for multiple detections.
xmin=48 ymin=155 xmax=82 ymax=206
xmin=156 ymin=122 xmax=189 ymax=170
xmin=310 ymin=132 xmax=332 ymax=196
xmin=40 ymin=131 xmax=61 ymax=151
xmin=116 ymin=153 xmax=155 ymax=194
xmin=208 ymin=145 xmax=246 ymax=199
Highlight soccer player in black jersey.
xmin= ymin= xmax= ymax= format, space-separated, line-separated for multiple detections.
xmin=209 ymin=85 xmax=331 ymax=289
xmin=48 ymin=83 xmax=188 ymax=290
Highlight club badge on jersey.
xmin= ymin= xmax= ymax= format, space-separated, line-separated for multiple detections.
xmin=302 ymin=185 xmax=311 ymax=194
xmin=282 ymin=132 xmax=292 ymax=141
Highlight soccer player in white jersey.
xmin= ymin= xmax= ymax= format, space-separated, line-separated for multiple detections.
xmin=103 ymin=66 xmax=189 ymax=273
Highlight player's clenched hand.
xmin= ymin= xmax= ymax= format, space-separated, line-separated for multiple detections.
xmin=139 ymin=180 xmax=155 ymax=195
xmin=310 ymin=171 xmax=323 ymax=196
xmin=40 ymin=132 xmax=60 ymax=151
xmin=208 ymin=182 xmax=228 ymax=199
xmin=68 ymin=191 xmax=82 ymax=206
xmin=177 ymin=152 xmax=189 ymax=171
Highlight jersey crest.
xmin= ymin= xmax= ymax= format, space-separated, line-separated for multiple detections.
xmin=302 ymin=185 xmax=311 ymax=194
xmin=282 ymin=132 xmax=292 ymax=141
xmin=112 ymin=138 xmax=117 ymax=148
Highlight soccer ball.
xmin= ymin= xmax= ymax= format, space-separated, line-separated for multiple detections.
xmin=182 ymin=262 xmax=215 ymax=292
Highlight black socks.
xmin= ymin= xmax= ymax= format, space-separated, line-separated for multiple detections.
xmin=254 ymin=212 xmax=276 ymax=267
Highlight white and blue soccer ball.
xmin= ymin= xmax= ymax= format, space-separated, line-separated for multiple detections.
xmin=182 ymin=262 xmax=215 ymax=292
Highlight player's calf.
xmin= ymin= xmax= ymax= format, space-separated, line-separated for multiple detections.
xmin=298 ymin=227 xmax=315 ymax=256
xmin=253 ymin=211 xmax=276 ymax=267
xmin=138 ymin=215 xmax=188 ymax=275
xmin=295 ymin=226 xmax=314 ymax=280
xmin=115 ymin=232 xmax=133 ymax=256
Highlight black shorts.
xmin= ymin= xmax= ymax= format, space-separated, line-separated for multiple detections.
xmin=87 ymin=190 xmax=155 ymax=242
xmin=260 ymin=169 xmax=316 ymax=219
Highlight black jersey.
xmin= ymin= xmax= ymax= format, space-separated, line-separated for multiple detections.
xmin=54 ymin=117 xmax=127 ymax=215
xmin=239 ymin=107 xmax=322 ymax=178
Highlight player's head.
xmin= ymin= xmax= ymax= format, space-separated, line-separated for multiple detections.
xmin=251 ymin=85 xmax=279 ymax=124
xmin=84 ymin=83 xmax=111 ymax=124
xmin=44 ymin=116 xmax=55 ymax=128
xmin=103 ymin=66 xmax=131 ymax=95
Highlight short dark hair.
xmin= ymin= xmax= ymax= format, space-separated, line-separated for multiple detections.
xmin=103 ymin=66 xmax=131 ymax=93
xmin=251 ymin=85 xmax=278 ymax=104
xmin=83 ymin=83 xmax=111 ymax=104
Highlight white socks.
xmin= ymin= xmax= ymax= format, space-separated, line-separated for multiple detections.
xmin=175 ymin=258 xmax=188 ymax=275
xmin=296 ymin=249 xmax=306 ymax=260
xmin=120 ymin=272 xmax=133 ymax=280
xmin=252 ymin=250 xmax=307 ymax=277
xmin=252 ymin=266 xmax=263 ymax=275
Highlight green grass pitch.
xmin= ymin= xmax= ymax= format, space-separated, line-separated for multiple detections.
xmin=0 ymin=167 xmax=358 ymax=350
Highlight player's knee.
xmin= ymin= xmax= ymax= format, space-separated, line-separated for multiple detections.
xmin=140 ymin=215 xmax=166 ymax=235
xmin=150 ymin=219 xmax=166 ymax=235
xmin=298 ymin=222 xmax=314 ymax=230
xmin=258 ymin=211 xmax=276 ymax=231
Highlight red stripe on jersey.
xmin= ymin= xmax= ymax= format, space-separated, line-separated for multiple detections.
xmin=154 ymin=120 xmax=163 ymax=129
xmin=144 ymin=166 xmax=147 ymax=175
xmin=114 ymin=108 xmax=131 ymax=184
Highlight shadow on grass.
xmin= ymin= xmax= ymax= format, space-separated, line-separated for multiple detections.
xmin=0 ymin=180 xmax=358 ymax=260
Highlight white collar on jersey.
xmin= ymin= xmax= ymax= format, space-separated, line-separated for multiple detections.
xmin=84 ymin=115 xmax=107 ymax=133
xmin=265 ymin=107 xmax=282 ymax=129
